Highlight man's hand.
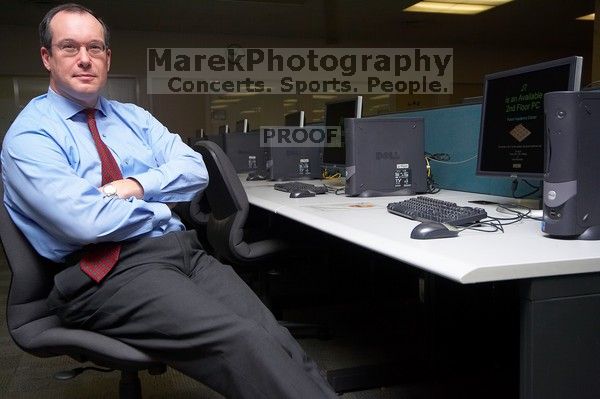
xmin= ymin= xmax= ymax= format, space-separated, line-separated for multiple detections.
xmin=101 ymin=179 xmax=176 ymax=209
xmin=101 ymin=178 xmax=144 ymax=200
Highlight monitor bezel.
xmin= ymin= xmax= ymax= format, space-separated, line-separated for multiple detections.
xmin=476 ymin=56 xmax=582 ymax=180
xmin=322 ymin=96 xmax=363 ymax=170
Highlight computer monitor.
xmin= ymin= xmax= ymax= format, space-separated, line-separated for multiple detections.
xmin=235 ymin=119 xmax=249 ymax=133
xmin=476 ymin=56 xmax=582 ymax=180
xmin=205 ymin=132 xmax=225 ymax=150
xmin=284 ymin=111 xmax=305 ymax=127
xmin=218 ymin=124 xmax=229 ymax=134
xmin=322 ymin=96 xmax=362 ymax=172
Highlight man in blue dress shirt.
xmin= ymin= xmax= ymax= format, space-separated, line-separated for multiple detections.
xmin=1 ymin=3 xmax=336 ymax=398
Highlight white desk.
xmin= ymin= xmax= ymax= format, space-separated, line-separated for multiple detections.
xmin=241 ymin=175 xmax=600 ymax=399
xmin=244 ymin=180 xmax=600 ymax=284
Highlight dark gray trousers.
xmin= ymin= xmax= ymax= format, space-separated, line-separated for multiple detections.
xmin=47 ymin=231 xmax=336 ymax=399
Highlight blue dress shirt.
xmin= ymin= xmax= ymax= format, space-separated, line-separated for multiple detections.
xmin=1 ymin=88 xmax=208 ymax=263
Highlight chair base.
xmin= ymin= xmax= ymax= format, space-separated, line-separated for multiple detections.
xmin=119 ymin=371 xmax=142 ymax=399
xmin=54 ymin=365 xmax=167 ymax=399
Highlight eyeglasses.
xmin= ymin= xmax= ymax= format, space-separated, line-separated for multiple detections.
xmin=52 ymin=40 xmax=107 ymax=56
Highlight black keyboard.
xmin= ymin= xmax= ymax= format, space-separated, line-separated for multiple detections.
xmin=274 ymin=182 xmax=328 ymax=194
xmin=387 ymin=196 xmax=488 ymax=226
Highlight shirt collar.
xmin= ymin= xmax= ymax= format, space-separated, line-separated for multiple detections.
xmin=47 ymin=87 xmax=107 ymax=120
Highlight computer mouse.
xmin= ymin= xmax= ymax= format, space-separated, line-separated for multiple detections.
xmin=289 ymin=190 xmax=316 ymax=198
xmin=246 ymin=173 xmax=266 ymax=181
xmin=410 ymin=222 xmax=459 ymax=240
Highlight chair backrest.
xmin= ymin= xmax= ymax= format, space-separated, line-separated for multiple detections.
xmin=1 ymin=182 xmax=168 ymax=372
xmin=0 ymin=182 xmax=62 ymax=352
xmin=193 ymin=141 xmax=254 ymax=264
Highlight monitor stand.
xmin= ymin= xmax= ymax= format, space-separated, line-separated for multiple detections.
xmin=506 ymin=197 xmax=542 ymax=210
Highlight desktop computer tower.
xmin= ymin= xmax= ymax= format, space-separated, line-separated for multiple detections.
xmin=345 ymin=117 xmax=427 ymax=197
xmin=543 ymin=91 xmax=600 ymax=239
xmin=223 ymin=132 xmax=266 ymax=173
xmin=263 ymin=146 xmax=322 ymax=181
xmin=259 ymin=137 xmax=322 ymax=181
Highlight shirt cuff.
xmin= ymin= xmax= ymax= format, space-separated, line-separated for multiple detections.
xmin=129 ymin=170 xmax=162 ymax=200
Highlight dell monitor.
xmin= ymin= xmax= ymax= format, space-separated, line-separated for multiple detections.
xmin=218 ymin=124 xmax=229 ymax=134
xmin=476 ymin=56 xmax=582 ymax=180
xmin=322 ymin=96 xmax=363 ymax=173
xmin=284 ymin=111 xmax=305 ymax=127
xmin=235 ymin=119 xmax=249 ymax=133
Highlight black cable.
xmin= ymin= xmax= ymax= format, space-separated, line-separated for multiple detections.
xmin=511 ymin=178 xmax=518 ymax=197
xmin=426 ymin=175 xmax=441 ymax=194
xmin=496 ymin=204 xmax=543 ymax=221
xmin=454 ymin=202 xmax=544 ymax=235
xmin=522 ymin=179 xmax=540 ymax=189
xmin=424 ymin=153 xmax=448 ymax=194
xmin=487 ymin=215 xmax=522 ymax=226
xmin=457 ymin=219 xmax=504 ymax=233
xmin=425 ymin=152 xmax=450 ymax=161
xmin=511 ymin=178 xmax=540 ymax=199
xmin=514 ymin=187 xmax=540 ymax=199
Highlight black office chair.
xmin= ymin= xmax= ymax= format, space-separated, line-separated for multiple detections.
xmin=173 ymin=192 xmax=212 ymax=251
xmin=193 ymin=140 xmax=288 ymax=263
xmin=0 ymin=183 xmax=166 ymax=399
xmin=192 ymin=140 xmax=327 ymax=337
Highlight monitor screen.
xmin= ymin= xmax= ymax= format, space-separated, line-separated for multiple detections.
xmin=235 ymin=119 xmax=248 ymax=133
xmin=218 ymin=124 xmax=229 ymax=134
xmin=322 ymin=96 xmax=362 ymax=169
xmin=284 ymin=111 xmax=305 ymax=127
xmin=477 ymin=56 xmax=582 ymax=179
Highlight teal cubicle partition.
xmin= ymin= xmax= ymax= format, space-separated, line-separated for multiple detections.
xmin=378 ymin=104 xmax=542 ymax=198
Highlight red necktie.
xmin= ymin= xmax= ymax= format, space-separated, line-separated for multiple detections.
xmin=79 ymin=108 xmax=122 ymax=283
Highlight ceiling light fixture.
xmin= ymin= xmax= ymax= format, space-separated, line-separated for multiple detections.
xmin=404 ymin=0 xmax=513 ymax=15
xmin=576 ymin=13 xmax=595 ymax=21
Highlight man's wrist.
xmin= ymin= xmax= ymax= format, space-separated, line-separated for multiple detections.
xmin=126 ymin=177 xmax=144 ymax=199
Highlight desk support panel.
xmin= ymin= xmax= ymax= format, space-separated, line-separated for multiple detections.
xmin=520 ymin=273 xmax=600 ymax=399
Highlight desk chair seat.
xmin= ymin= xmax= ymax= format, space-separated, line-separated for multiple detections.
xmin=0 ymin=183 xmax=165 ymax=399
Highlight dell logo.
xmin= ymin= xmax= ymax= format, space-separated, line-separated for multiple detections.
xmin=376 ymin=151 xmax=402 ymax=160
